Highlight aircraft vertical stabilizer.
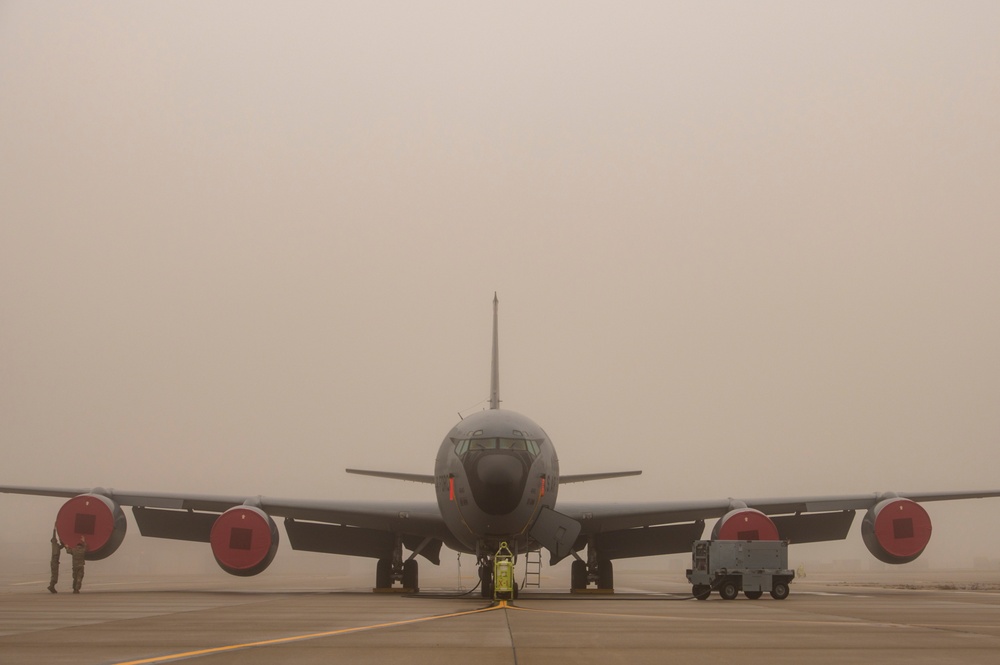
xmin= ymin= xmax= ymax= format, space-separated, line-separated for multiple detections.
xmin=490 ymin=292 xmax=500 ymax=409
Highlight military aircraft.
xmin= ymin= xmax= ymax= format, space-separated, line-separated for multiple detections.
xmin=3 ymin=295 xmax=1000 ymax=597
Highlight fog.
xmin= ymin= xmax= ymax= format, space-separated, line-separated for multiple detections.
xmin=2 ymin=2 xmax=999 ymax=582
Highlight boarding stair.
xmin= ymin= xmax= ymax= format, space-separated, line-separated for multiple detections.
xmin=523 ymin=549 xmax=542 ymax=588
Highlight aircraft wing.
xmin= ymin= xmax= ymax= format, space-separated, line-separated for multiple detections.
xmin=0 ymin=484 xmax=452 ymax=558
xmin=0 ymin=485 xmax=251 ymax=512
xmin=560 ymin=490 xmax=1000 ymax=533
xmin=259 ymin=497 xmax=449 ymax=538
xmin=553 ymin=489 xmax=1000 ymax=560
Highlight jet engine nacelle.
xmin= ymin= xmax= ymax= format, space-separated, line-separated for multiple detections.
xmin=55 ymin=492 xmax=128 ymax=561
xmin=712 ymin=508 xmax=779 ymax=541
xmin=210 ymin=506 xmax=279 ymax=576
xmin=861 ymin=498 xmax=932 ymax=564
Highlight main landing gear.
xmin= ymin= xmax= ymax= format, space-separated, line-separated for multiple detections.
xmin=570 ymin=538 xmax=614 ymax=592
xmin=374 ymin=536 xmax=420 ymax=592
xmin=570 ymin=558 xmax=614 ymax=591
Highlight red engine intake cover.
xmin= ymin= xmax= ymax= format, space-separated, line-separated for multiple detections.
xmin=210 ymin=506 xmax=279 ymax=577
xmin=55 ymin=493 xmax=127 ymax=560
xmin=861 ymin=498 xmax=931 ymax=564
xmin=712 ymin=508 xmax=779 ymax=541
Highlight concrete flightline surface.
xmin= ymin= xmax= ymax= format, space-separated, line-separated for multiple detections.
xmin=3 ymin=569 xmax=1000 ymax=664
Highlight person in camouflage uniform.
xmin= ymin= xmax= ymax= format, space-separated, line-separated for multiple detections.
xmin=66 ymin=537 xmax=86 ymax=594
xmin=48 ymin=527 xmax=61 ymax=593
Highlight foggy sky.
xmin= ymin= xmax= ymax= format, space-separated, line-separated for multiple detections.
xmin=2 ymin=1 xmax=999 ymax=575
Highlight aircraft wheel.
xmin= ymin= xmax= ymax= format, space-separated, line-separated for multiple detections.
xmin=597 ymin=558 xmax=614 ymax=590
xmin=480 ymin=564 xmax=494 ymax=598
xmin=719 ymin=580 xmax=739 ymax=600
xmin=571 ymin=560 xmax=587 ymax=590
xmin=744 ymin=590 xmax=763 ymax=600
xmin=375 ymin=558 xmax=392 ymax=589
xmin=770 ymin=582 xmax=789 ymax=600
xmin=512 ymin=582 xmax=519 ymax=600
xmin=692 ymin=584 xmax=711 ymax=600
xmin=402 ymin=559 xmax=419 ymax=591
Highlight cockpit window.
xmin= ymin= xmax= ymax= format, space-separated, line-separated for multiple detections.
xmin=454 ymin=437 xmax=541 ymax=458
xmin=499 ymin=438 xmax=528 ymax=451
xmin=469 ymin=439 xmax=496 ymax=451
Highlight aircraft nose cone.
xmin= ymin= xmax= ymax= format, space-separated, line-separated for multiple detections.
xmin=470 ymin=454 xmax=526 ymax=515
xmin=476 ymin=454 xmax=524 ymax=486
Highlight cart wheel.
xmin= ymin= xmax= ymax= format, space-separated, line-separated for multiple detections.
xmin=770 ymin=582 xmax=789 ymax=600
xmin=719 ymin=580 xmax=739 ymax=600
xmin=744 ymin=590 xmax=763 ymax=600
xmin=693 ymin=584 xmax=711 ymax=600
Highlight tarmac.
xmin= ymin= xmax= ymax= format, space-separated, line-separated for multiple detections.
xmin=3 ymin=569 xmax=1000 ymax=664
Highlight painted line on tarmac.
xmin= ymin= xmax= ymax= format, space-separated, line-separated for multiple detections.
xmin=109 ymin=602 xmax=504 ymax=665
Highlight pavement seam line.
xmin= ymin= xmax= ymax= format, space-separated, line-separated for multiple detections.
xmin=500 ymin=601 xmax=519 ymax=665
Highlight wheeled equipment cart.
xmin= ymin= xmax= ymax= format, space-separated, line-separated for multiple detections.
xmin=686 ymin=540 xmax=795 ymax=600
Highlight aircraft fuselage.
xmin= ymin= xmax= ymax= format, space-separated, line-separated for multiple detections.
xmin=435 ymin=408 xmax=559 ymax=555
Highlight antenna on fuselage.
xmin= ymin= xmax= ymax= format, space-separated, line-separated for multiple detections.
xmin=490 ymin=292 xmax=500 ymax=409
